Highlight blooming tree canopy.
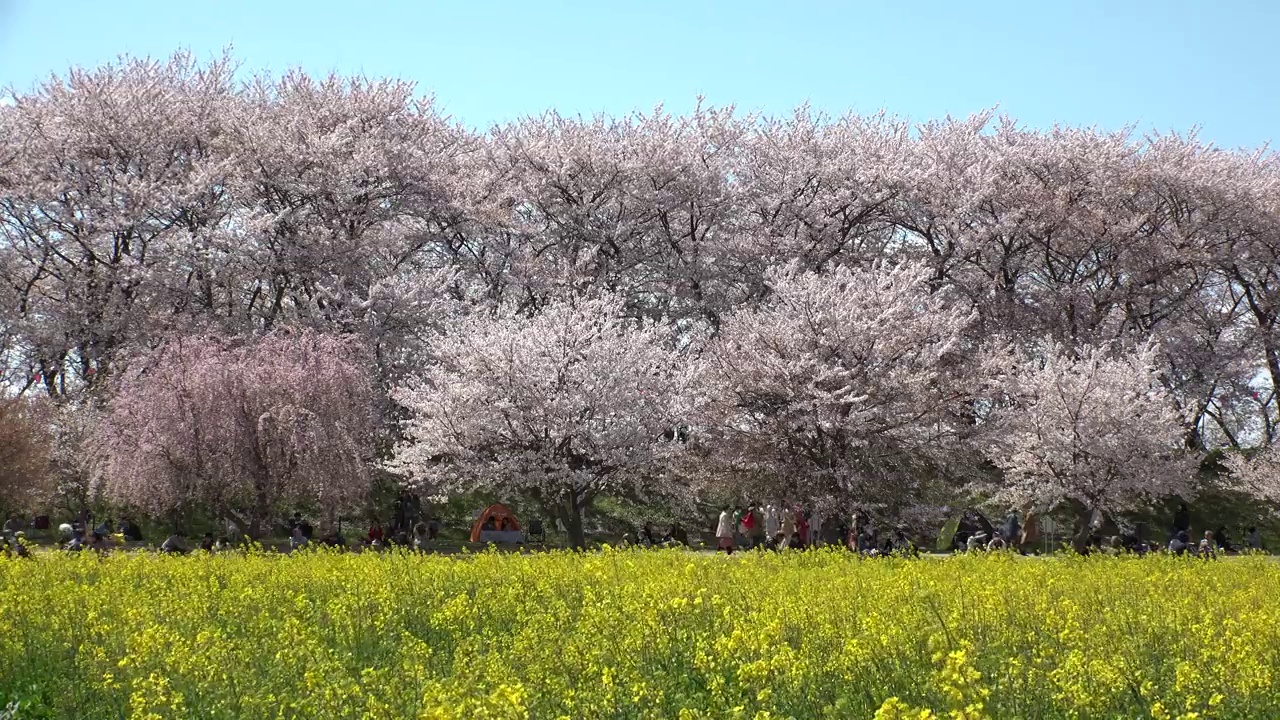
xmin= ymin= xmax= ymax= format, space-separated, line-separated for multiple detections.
xmin=92 ymin=330 xmax=376 ymax=536
xmin=391 ymin=294 xmax=696 ymax=547
xmin=6 ymin=52 xmax=1280 ymax=534
xmin=987 ymin=341 xmax=1191 ymax=550
xmin=700 ymin=261 xmax=981 ymax=509
xmin=1225 ymin=448 xmax=1280 ymax=506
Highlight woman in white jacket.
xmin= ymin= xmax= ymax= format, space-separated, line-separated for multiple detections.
xmin=716 ymin=507 xmax=736 ymax=555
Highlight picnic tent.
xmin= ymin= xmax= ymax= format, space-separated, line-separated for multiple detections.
xmin=469 ymin=503 xmax=522 ymax=542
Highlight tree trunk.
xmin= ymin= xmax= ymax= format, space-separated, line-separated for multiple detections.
xmin=557 ymin=492 xmax=587 ymax=550
xmin=222 ymin=510 xmax=258 ymax=541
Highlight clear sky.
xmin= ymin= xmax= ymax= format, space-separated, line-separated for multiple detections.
xmin=0 ymin=0 xmax=1276 ymax=148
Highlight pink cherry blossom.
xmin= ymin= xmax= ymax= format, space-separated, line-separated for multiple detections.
xmin=390 ymin=294 xmax=698 ymax=547
xmin=91 ymin=330 xmax=375 ymax=536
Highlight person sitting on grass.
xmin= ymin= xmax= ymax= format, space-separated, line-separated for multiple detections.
xmin=119 ymin=519 xmax=144 ymax=542
xmin=320 ymin=528 xmax=346 ymax=549
xmin=2 ymin=533 xmax=32 ymax=559
xmin=669 ymin=523 xmax=688 ymax=547
xmin=367 ymin=521 xmax=385 ymax=545
xmin=894 ymin=530 xmax=919 ymax=557
xmin=413 ymin=522 xmax=430 ymax=550
xmin=1214 ymin=526 xmax=1235 ymax=553
xmin=1169 ymin=530 xmax=1190 ymax=555
xmin=160 ymin=533 xmax=187 ymax=554
xmin=289 ymin=526 xmax=308 ymax=552
xmin=859 ymin=528 xmax=879 ymax=554
xmin=200 ymin=533 xmax=215 ymax=552
xmin=481 ymin=516 xmax=497 ymax=532
xmin=1198 ymin=531 xmax=1217 ymax=559
xmin=987 ymin=530 xmax=1008 ymax=551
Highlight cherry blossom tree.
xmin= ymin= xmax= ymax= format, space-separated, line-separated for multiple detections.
xmin=0 ymin=52 xmax=238 ymax=397
xmin=986 ymin=341 xmax=1191 ymax=551
xmin=92 ymin=330 xmax=376 ymax=537
xmin=700 ymin=261 xmax=983 ymax=510
xmin=390 ymin=294 xmax=697 ymax=547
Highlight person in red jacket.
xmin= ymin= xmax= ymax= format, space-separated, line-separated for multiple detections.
xmin=742 ymin=505 xmax=766 ymax=549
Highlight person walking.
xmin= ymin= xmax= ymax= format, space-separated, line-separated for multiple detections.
xmin=795 ymin=507 xmax=810 ymax=549
xmin=764 ymin=504 xmax=780 ymax=546
xmin=779 ymin=511 xmax=796 ymax=549
xmin=1003 ymin=511 xmax=1021 ymax=553
xmin=748 ymin=506 xmax=766 ymax=549
xmin=716 ymin=507 xmax=736 ymax=555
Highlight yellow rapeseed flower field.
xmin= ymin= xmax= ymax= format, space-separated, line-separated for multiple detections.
xmin=1 ymin=549 xmax=1277 ymax=719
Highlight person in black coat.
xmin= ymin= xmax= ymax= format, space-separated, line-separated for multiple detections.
xmin=1172 ymin=502 xmax=1191 ymax=539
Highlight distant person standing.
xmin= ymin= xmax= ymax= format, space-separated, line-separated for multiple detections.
xmin=1246 ymin=526 xmax=1263 ymax=551
xmin=1003 ymin=511 xmax=1021 ymax=552
xmin=716 ymin=507 xmax=735 ymax=555
xmin=1172 ymin=501 xmax=1190 ymax=539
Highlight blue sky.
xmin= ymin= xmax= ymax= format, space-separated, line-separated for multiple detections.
xmin=0 ymin=0 xmax=1276 ymax=148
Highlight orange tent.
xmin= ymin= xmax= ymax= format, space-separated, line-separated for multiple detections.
xmin=469 ymin=503 xmax=521 ymax=542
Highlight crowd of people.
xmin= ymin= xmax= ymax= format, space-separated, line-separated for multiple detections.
xmin=705 ymin=501 xmax=1269 ymax=559
xmin=0 ymin=508 xmax=447 ymax=557
xmin=1 ymin=500 xmax=1271 ymax=560
xmin=712 ymin=505 xmax=920 ymax=556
